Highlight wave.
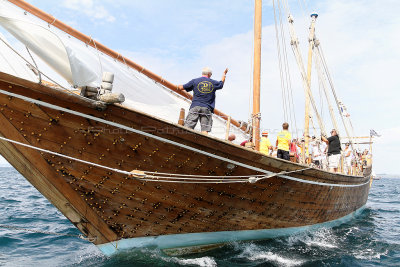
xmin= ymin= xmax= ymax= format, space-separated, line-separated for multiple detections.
xmin=171 ymin=256 xmax=217 ymax=267
xmin=233 ymin=242 xmax=305 ymax=267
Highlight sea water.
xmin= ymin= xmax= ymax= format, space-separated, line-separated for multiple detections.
xmin=0 ymin=167 xmax=399 ymax=266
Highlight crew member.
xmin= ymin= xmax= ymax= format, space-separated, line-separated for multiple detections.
xmin=178 ymin=67 xmax=228 ymax=134
xmin=276 ymin=122 xmax=292 ymax=160
xmin=322 ymin=129 xmax=341 ymax=173
xmin=260 ymin=131 xmax=272 ymax=155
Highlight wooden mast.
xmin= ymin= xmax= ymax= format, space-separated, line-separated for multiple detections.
xmin=303 ymin=13 xmax=318 ymax=163
xmin=252 ymin=0 xmax=262 ymax=150
xmin=7 ymin=0 xmax=245 ymax=130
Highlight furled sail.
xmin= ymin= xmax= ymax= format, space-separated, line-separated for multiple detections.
xmin=0 ymin=0 xmax=248 ymax=141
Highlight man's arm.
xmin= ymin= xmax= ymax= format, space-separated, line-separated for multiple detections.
xmin=321 ymin=135 xmax=329 ymax=145
xmin=221 ymin=68 xmax=228 ymax=83
xmin=178 ymin=80 xmax=194 ymax=92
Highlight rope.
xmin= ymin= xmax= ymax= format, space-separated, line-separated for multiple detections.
xmin=0 ymin=89 xmax=368 ymax=187
xmin=0 ymin=35 xmax=71 ymax=92
xmin=0 ymin=224 xmax=95 ymax=241
xmin=275 ymin=0 xmax=299 ymax=138
xmin=0 ymin=134 xmax=304 ymax=184
xmin=91 ymin=38 xmax=104 ymax=81
xmin=313 ymin=45 xmax=339 ymax=132
xmin=25 ymin=46 xmax=41 ymax=84
xmin=273 ymin=0 xmax=288 ymax=122
xmin=0 ymin=130 xmax=367 ymax=187
xmin=316 ymin=44 xmax=359 ymax=160
xmin=0 ymin=135 xmax=133 ymax=176
xmin=287 ymin=14 xmax=327 ymax=136
xmin=279 ymin=1 xmax=298 ymax=138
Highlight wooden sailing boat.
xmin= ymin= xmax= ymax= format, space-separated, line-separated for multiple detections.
xmin=0 ymin=0 xmax=372 ymax=256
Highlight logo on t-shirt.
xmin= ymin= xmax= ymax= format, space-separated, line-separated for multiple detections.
xmin=197 ymin=81 xmax=214 ymax=94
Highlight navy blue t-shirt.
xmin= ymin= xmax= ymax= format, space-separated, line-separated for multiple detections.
xmin=183 ymin=76 xmax=224 ymax=112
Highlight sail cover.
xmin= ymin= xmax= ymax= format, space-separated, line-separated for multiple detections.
xmin=0 ymin=0 xmax=248 ymax=142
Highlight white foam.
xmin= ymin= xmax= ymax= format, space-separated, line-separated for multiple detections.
xmin=301 ymin=228 xmax=339 ymax=249
xmin=172 ymin=256 xmax=217 ymax=267
xmin=354 ymin=248 xmax=388 ymax=260
xmin=236 ymin=243 xmax=304 ymax=267
xmin=73 ymin=244 xmax=105 ymax=265
xmin=305 ymin=240 xmax=337 ymax=249
xmin=248 ymin=252 xmax=305 ymax=266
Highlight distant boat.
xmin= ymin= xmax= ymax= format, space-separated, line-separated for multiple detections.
xmin=372 ymin=171 xmax=381 ymax=180
xmin=0 ymin=0 xmax=372 ymax=256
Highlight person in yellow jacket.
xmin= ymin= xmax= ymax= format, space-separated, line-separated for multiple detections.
xmin=276 ymin=122 xmax=292 ymax=160
xmin=260 ymin=131 xmax=272 ymax=155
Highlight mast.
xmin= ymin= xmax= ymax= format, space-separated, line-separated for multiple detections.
xmin=303 ymin=13 xmax=318 ymax=163
xmin=7 ymin=0 xmax=245 ymax=130
xmin=252 ymin=0 xmax=262 ymax=150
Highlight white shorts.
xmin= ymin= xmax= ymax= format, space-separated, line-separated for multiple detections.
xmin=328 ymin=154 xmax=341 ymax=169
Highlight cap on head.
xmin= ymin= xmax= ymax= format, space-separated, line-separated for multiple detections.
xmin=262 ymin=131 xmax=269 ymax=136
xmin=202 ymin=67 xmax=212 ymax=76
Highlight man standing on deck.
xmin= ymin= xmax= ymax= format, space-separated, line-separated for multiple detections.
xmin=260 ymin=131 xmax=273 ymax=155
xmin=322 ymin=129 xmax=341 ymax=173
xmin=343 ymin=143 xmax=353 ymax=174
xmin=178 ymin=67 xmax=228 ymax=134
xmin=276 ymin=123 xmax=292 ymax=160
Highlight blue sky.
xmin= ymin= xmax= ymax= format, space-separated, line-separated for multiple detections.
xmin=2 ymin=0 xmax=399 ymax=174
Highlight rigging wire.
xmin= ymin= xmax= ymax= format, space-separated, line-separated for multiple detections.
xmin=316 ymin=43 xmax=360 ymax=159
xmin=0 ymin=35 xmax=72 ymax=92
xmin=272 ymin=0 xmax=289 ymax=123
xmin=286 ymin=13 xmax=327 ymax=136
xmin=25 ymin=46 xmax=41 ymax=84
xmin=279 ymin=0 xmax=300 ymax=139
xmin=278 ymin=1 xmax=290 ymax=123
xmin=317 ymin=64 xmax=325 ymax=124
xmin=272 ymin=0 xmax=300 ymax=139
xmin=298 ymin=0 xmax=309 ymax=17
xmin=0 ymin=132 xmax=366 ymax=187
xmin=314 ymin=45 xmax=339 ymax=133
xmin=0 ymin=37 xmax=20 ymax=76
xmin=277 ymin=0 xmax=290 ymax=124
xmin=278 ymin=0 xmax=299 ymax=136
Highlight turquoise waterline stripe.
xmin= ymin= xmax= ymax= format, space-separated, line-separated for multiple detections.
xmin=97 ymin=205 xmax=366 ymax=257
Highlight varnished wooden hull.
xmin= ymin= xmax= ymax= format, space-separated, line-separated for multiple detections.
xmin=0 ymin=72 xmax=371 ymax=254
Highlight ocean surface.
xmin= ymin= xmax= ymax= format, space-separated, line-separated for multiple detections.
xmin=0 ymin=167 xmax=399 ymax=267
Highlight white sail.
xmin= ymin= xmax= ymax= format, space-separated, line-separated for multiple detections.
xmin=0 ymin=0 xmax=248 ymax=141
xmin=0 ymin=32 xmax=37 ymax=81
